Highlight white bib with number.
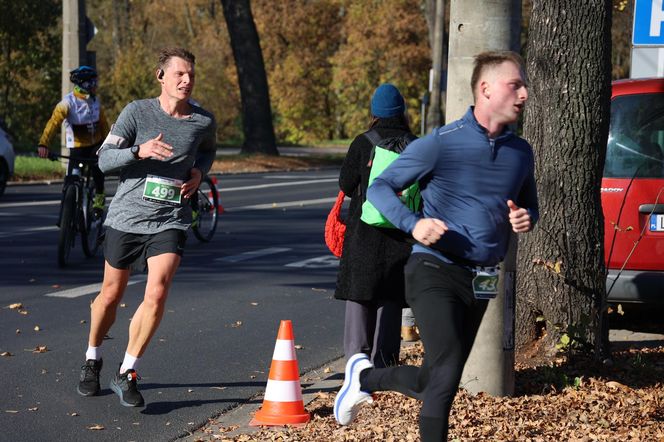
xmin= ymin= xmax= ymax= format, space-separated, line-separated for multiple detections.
xmin=142 ymin=175 xmax=183 ymax=206
xmin=471 ymin=266 xmax=499 ymax=300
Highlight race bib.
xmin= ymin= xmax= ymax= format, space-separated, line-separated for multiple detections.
xmin=142 ymin=175 xmax=183 ymax=206
xmin=472 ymin=267 xmax=499 ymax=299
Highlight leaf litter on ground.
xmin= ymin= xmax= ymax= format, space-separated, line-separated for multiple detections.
xmin=192 ymin=341 xmax=664 ymax=441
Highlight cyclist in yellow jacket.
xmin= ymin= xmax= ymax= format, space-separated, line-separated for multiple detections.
xmin=38 ymin=66 xmax=109 ymax=213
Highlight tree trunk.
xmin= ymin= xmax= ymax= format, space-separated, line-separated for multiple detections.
xmin=221 ymin=0 xmax=278 ymax=155
xmin=516 ymin=0 xmax=612 ymax=361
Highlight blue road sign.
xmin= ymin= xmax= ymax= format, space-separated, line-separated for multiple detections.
xmin=633 ymin=0 xmax=664 ymax=46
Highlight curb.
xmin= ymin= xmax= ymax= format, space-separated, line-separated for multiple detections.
xmin=178 ymin=356 xmax=347 ymax=441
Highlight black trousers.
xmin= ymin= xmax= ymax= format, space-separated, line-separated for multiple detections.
xmin=361 ymin=253 xmax=488 ymax=441
xmin=68 ymin=145 xmax=104 ymax=194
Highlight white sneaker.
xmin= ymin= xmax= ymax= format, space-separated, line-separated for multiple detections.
xmin=334 ymin=353 xmax=374 ymax=425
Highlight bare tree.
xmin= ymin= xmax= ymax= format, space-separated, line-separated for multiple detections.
xmin=221 ymin=0 xmax=277 ymax=155
xmin=516 ymin=0 xmax=612 ymax=361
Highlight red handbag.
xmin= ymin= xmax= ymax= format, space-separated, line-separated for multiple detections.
xmin=325 ymin=191 xmax=346 ymax=258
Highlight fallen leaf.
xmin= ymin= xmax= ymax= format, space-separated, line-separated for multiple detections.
xmin=69 ymin=412 xmax=79 ymax=417
xmin=5 ymin=410 xmax=19 ymax=414
xmin=250 ymin=302 xmax=259 ymax=306
xmin=28 ymin=407 xmax=38 ymax=412
xmin=51 ymin=284 xmax=60 ymax=289
xmin=250 ymin=375 xmax=256 ymax=379
xmin=231 ymin=320 xmax=243 ymax=328
xmin=15 ymin=329 xmax=20 ymax=334
xmin=1 ymin=352 xmax=12 ymax=357
xmin=8 ymin=303 xmax=23 ymax=309
xmin=210 ymin=386 xmax=227 ymax=390
xmin=119 ymin=303 xmax=127 ymax=308
xmin=188 ymin=389 xmax=194 ymax=393
xmin=80 ymin=320 xmax=87 ymax=324
xmin=34 ymin=326 xmax=41 ymax=332
xmin=27 ymin=346 xmax=48 ymax=353
xmin=295 ymin=344 xmax=304 ymax=350
xmin=324 ymin=367 xmax=332 ymax=373
xmin=19 ymin=310 xmax=28 ymax=315
xmin=87 ymin=424 xmax=104 ymax=430
xmin=606 ymin=381 xmax=627 ymax=390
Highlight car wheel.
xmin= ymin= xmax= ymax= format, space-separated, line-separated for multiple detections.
xmin=0 ymin=158 xmax=8 ymax=197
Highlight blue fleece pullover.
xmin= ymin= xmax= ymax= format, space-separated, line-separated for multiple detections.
xmin=367 ymin=107 xmax=539 ymax=266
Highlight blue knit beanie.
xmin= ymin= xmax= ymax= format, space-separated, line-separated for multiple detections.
xmin=371 ymin=83 xmax=405 ymax=118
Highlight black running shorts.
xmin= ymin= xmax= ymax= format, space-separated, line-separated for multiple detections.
xmin=103 ymin=227 xmax=187 ymax=272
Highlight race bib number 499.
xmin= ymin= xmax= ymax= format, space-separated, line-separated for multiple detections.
xmin=142 ymin=175 xmax=183 ymax=206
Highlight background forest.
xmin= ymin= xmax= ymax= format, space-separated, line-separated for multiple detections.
xmin=0 ymin=0 xmax=634 ymax=152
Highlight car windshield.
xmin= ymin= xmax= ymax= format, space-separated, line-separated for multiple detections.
xmin=604 ymin=92 xmax=664 ymax=179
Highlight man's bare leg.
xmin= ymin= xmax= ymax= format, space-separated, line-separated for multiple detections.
xmin=126 ymin=252 xmax=181 ymax=358
xmin=89 ymin=262 xmax=131 ymax=347
xmin=78 ymin=262 xmax=130 ymax=397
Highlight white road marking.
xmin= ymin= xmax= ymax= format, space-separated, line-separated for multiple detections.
xmin=225 ymin=197 xmax=336 ymax=212
xmin=266 ymin=175 xmax=338 ymax=179
xmin=45 ymin=276 xmax=146 ymax=298
xmin=218 ymin=178 xmax=336 ymax=193
xmin=0 ymin=225 xmax=58 ymax=239
xmin=285 ymin=255 xmax=339 ymax=268
xmin=216 ymin=247 xmax=292 ymax=263
xmin=0 ymin=200 xmax=60 ymax=209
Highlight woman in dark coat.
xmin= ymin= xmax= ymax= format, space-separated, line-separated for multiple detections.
xmin=335 ymin=83 xmax=414 ymax=368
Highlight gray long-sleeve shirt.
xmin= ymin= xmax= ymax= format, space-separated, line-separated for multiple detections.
xmin=98 ymin=98 xmax=216 ymax=234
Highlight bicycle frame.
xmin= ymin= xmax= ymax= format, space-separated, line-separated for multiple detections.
xmin=50 ymin=153 xmax=103 ymax=266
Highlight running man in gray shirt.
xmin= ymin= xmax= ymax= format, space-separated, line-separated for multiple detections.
xmin=76 ymin=47 xmax=216 ymax=407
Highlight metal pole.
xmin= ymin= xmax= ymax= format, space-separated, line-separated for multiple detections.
xmin=61 ymin=0 xmax=87 ymax=156
xmin=426 ymin=0 xmax=445 ymax=132
xmin=446 ymin=0 xmax=521 ymax=397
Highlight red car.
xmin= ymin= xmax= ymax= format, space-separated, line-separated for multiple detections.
xmin=602 ymin=78 xmax=664 ymax=303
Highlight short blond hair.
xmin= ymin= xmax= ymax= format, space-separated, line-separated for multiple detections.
xmin=471 ymin=51 xmax=525 ymax=100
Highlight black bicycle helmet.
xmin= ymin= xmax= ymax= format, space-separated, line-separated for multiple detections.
xmin=69 ymin=66 xmax=97 ymax=86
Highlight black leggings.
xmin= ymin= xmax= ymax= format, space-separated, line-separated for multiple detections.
xmin=68 ymin=145 xmax=104 ymax=194
xmin=360 ymin=253 xmax=488 ymax=441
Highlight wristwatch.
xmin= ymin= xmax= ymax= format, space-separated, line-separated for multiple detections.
xmin=130 ymin=145 xmax=141 ymax=160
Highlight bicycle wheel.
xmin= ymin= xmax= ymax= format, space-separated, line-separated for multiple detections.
xmin=191 ymin=175 xmax=219 ymax=242
xmin=57 ymin=185 xmax=77 ymax=267
xmin=81 ymin=186 xmax=103 ymax=257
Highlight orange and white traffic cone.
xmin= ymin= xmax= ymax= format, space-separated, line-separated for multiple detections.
xmin=250 ymin=320 xmax=310 ymax=426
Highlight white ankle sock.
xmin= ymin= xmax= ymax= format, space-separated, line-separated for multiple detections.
xmin=85 ymin=346 xmax=100 ymax=361
xmin=119 ymin=352 xmax=140 ymax=373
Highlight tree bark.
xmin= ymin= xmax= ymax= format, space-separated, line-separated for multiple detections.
xmin=221 ymin=0 xmax=278 ymax=155
xmin=516 ymin=0 xmax=612 ymax=361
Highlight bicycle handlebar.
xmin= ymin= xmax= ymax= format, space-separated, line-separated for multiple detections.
xmin=47 ymin=152 xmax=99 ymax=164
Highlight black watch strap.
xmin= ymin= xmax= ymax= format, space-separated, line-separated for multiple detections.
xmin=131 ymin=145 xmax=140 ymax=159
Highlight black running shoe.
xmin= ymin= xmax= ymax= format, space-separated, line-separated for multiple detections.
xmin=110 ymin=366 xmax=145 ymax=407
xmin=77 ymin=358 xmax=103 ymax=397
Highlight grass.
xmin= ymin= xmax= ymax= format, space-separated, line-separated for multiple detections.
xmin=11 ymin=152 xmax=345 ymax=182
xmin=14 ymin=156 xmax=65 ymax=181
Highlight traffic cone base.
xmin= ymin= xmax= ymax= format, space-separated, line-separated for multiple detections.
xmin=250 ymin=320 xmax=311 ymax=426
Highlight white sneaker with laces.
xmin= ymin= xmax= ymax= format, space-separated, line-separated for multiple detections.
xmin=334 ymin=353 xmax=374 ymax=425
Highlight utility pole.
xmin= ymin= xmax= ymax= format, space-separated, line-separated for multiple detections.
xmin=426 ymin=0 xmax=446 ymax=132
xmin=61 ymin=0 xmax=95 ymax=155
xmin=446 ymin=0 xmax=521 ymax=396
xmin=62 ymin=0 xmax=88 ymax=98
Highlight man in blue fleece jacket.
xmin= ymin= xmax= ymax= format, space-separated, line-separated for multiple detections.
xmin=334 ymin=51 xmax=538 ymax=441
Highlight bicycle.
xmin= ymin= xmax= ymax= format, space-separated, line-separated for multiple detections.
xmin=190 ymin=174 xmax=220 ymax=242
xmin=49 ymin=153 xmax=104 ymax=267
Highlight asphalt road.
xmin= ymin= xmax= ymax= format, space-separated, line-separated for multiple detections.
xmin=0 ymin=169 xmax=346 ymax=442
